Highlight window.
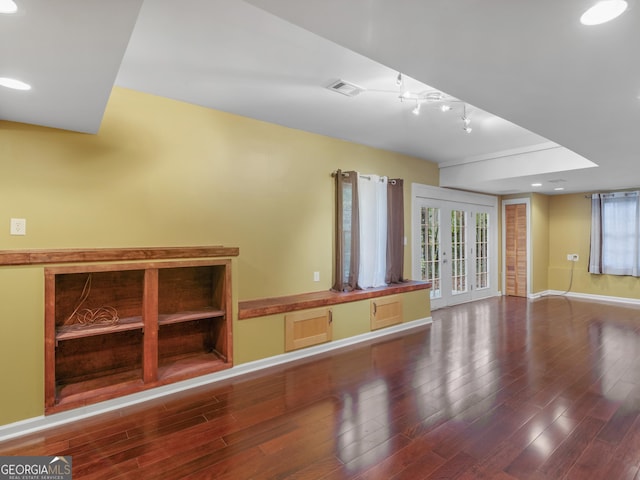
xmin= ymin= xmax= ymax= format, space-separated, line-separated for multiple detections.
xmin=341 ymin=180 xmax=354 ymax=287
xmin=332 ymin=170 xmax=404 ymax=292
xmin=589 ymin=192 xmax=640 ymax=276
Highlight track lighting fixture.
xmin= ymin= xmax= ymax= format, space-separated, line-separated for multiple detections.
xmin=328 ymin=73 xmax=474 ymax=134
xmin=461 ymin=104 xmax=472 ymax=132
xmin=397 ymin=74 xmax=472 ymax=132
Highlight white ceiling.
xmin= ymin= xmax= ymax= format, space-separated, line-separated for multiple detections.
xmin=2 ymin=0 xmax=639 ymax=196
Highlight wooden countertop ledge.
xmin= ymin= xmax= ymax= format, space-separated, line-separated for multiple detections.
xmin=238 ymin=280 xmax=431 ymax=320
xmin=0 ymin=246 xmax=239 ymax=266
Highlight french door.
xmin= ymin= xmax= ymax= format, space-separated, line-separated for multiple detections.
xmin=415 ymin=198 xmax=494 ymax=310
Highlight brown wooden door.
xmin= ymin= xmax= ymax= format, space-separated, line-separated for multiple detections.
xmin=505 ymin=203 xmax=527 ymax=297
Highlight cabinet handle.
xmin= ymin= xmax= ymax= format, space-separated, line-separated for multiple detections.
xmin=373 ymin=302 xmax=377 ymax=315
xmin=329 ymin=309 xmax=333 ymax=323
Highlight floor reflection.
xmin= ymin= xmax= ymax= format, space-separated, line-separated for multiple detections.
xmin=337 ymin=380 xmax=391 ymax=470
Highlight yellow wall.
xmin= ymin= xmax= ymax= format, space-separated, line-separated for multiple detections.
xmin=0 ymin=268 xmax=44 ymax=425
xmin=0 ymin=87 xmax=438 ymax=426
xmin=548 ymin=193 xmax=640 ymax=298
xmin=531 ymin=193 xmax=549 ymax=293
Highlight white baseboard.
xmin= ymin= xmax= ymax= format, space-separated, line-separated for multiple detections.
xmin=0 ymin=316 xmax=432 ymax=442
xmin=536 ymin=290 xmax=640 ymax=306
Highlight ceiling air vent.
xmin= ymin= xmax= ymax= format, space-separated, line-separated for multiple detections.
xmin=326 ymin=79 xmax=365 ymax=97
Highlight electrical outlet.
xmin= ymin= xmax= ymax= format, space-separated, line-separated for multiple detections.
xmin=567 ymin=253 xmax=579 ymax=261
xmin=313 ymin=271 xmax=320 ymax=282
xmin=10 ymin=218 xmax=26 ymax=236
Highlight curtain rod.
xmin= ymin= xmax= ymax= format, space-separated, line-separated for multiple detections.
xmin=331 ymin=171 xmax=397 ymax=185
xmin=585 ymin=191 xmax=640 ymax=198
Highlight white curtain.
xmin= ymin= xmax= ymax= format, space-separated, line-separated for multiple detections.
xmin=590 ymin=192 xmax=640 ymax=276
xmin=357 ymin=174 xmax=388 ymax=288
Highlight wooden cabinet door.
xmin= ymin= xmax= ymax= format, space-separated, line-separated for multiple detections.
xmin=285 ymin=308 xmax=332 ymax=352
xmin=370 ymin=295 xmax=403 ymax=330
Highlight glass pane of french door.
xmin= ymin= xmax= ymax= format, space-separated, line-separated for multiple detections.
xmin=420 ymin=206 xmax=441 ymax=300
xmin=451 ymin=209 xmax=467 ymax=295
xmin=475 ymin=212 xmax=489 ymax=290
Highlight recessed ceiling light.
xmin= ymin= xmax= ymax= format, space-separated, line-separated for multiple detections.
xmin=554 ymin=187 xmax=565 ymax=191
xmin=580 ymin=0 xmax=628 ymax=25
xmin=0 ymin=0 xmax=17 ymax=14
xmin=532 ymin=183 xmax=542 ymax=187
xmin=0 ymin=77 xmax=31 ymax=90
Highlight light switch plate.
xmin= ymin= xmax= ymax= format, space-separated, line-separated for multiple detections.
xmin=10 ymin=218 xmax=26 ymax=235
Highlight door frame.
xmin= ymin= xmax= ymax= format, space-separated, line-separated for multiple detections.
xmin=411 ymin=184 xmax=499 ymax=309
xmin=501 ymin=198 xmax=532 ymax=298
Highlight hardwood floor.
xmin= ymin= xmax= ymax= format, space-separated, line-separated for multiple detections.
xmin=2 ymin=296 xmax=640 ymax=479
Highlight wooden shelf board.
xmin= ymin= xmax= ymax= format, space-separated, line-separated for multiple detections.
xmin=158 ymin=309 xmax=225 ymax=326
xmin=49 ymin=352 xmax=231 ymax=414
xmin=56 ymin=316 xmax=143 ymax=341
xmin=157 ymin=351 xmax=230 ymax=383
xmin=51 ymin=369 xmax=144 ymax=413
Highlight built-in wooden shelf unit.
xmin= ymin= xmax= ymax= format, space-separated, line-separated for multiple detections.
xmin=38 ymin=246 xmax=236 ymax=414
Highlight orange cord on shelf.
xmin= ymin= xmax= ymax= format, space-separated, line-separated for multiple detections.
xmin=64 ymin=274 xmax=120 ymax=328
